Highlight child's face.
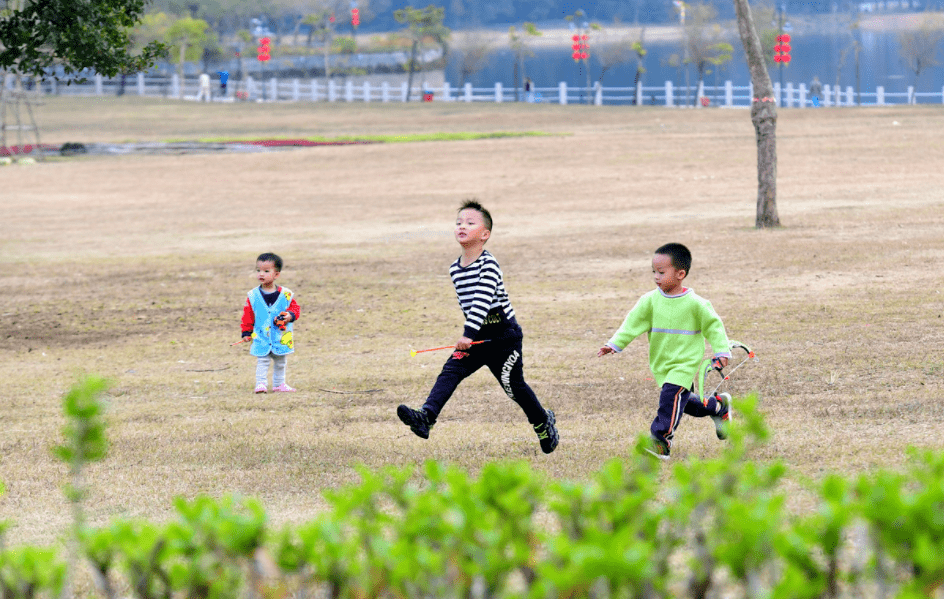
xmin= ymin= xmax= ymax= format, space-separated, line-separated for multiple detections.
xmin=455 ymin=208 xmax=491 ymax=247
xmin=652 ymin=253 xmax=686 ymax=294
xmin=256 ymin=260 xmax=281 ymax=288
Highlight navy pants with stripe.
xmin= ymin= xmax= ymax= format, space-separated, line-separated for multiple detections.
xmin=653 ymin=383 xmax=720 ymax=449
xmin=422 ymin=331 xmax=547 ymax=426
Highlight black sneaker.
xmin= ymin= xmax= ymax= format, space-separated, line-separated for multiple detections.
xmin=533 ymin=409 xmax=559 ymax=454
xmin=711 ymin=392 xmax=731 ymax=440
xmin=636 ymin=436 xmax=671 ymax=461
xmin=397 ymin=405 xmax=432 ymax=439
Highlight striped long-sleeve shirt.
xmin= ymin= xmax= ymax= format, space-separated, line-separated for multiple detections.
xmin=450 ymin=250 xmax=518 ymax=340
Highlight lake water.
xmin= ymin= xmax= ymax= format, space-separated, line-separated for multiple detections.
xmin=446 ymin=30 xmax=944 ymax=98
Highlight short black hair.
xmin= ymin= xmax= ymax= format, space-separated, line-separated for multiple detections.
xmin=256 ymin=252 xmax=283 ymax=271
xmin=654 ymin=243 xmax=691 ymax=273
xmin=458 ymin=199 xmax=492 ymax=231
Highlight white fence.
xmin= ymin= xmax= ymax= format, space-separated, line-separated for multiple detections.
xmin=17 ymin=72 xmax=944 ymax=107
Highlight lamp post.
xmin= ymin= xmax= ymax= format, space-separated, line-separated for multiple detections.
xmin=567 ymin=10 xmax=592 ymax=104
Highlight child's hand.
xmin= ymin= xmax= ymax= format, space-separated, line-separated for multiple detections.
xmin=712 ymin=356 xmax=729 ymax=369
xmin=274 ymin=312 xmax=292 ymax=330
xmin=456 ymin=336 xmax=474 ymax=351
xmin=597 ymin=346 xmax=615 ymax=357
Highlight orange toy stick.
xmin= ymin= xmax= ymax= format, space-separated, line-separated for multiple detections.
xmin=230 ymin=338 xmax=249 ymax=346
xmin=410 ymin=340 xmax=487 ymax=357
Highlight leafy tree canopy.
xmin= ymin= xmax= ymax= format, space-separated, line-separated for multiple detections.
xmin=0 ymin=0 xmax=164 ymax=79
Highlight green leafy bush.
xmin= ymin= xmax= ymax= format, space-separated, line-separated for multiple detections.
xmin=6 ymin=382 xmax=944 ymax=598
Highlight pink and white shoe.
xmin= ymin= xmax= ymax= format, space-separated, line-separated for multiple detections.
xmin=272 ymin=384 xmax=296 ymax=393
xmin=254 ymin=384 xmax=267 ymax=394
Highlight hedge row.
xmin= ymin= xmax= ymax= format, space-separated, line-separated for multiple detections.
xmin=2 ymin=381 xmax=943 ymax=599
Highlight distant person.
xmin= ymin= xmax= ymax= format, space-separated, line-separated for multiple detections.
xmin=597 ymin=243 xmax=732 ymax=460
xmin=240 ymin=253 xmax=300 ymax=393
xmin=524 ymin=77 xmax=535 ymax=103
xmin=218 ymin=71 xmax=229 ymax=97
xmin=809 ymin=76 xmax=823 ymax=107
xmin=196 ymin=72 xmax=211 ymax=102
xmin=396 ymin=200 xmax=559 ymax=454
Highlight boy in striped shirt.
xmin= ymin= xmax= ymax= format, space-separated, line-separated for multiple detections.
xmin=397 ymin=200 xmax=559 ymax=454
xmin=597 ymin=243 xmax=732 ymax=460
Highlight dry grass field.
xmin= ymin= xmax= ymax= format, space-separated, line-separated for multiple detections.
xmin=1 ymin=96 xmax=943 ymax=549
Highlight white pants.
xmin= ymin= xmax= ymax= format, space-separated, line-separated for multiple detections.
xmin=256 ymin=353 xmax=288 ymax=386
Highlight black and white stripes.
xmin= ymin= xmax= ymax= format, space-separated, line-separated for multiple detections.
xmin=450 ymin=250 xmax=516 ymax=339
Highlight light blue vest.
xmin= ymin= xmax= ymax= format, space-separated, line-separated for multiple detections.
xmin=248 ymin=286 xmax=295 ymax=357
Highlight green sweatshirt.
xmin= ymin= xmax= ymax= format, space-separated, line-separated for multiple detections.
xmin=606 ymin=288 xmax=731 ymax=388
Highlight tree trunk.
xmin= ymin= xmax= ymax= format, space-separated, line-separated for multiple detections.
xmin=405 ymin=40 xmax=418 ymax=102
xmin=178 ymin=43 xmax=187 ymax=99
xmin=732 ymin=0 xmax=781 ymax=228
xmin=323 ymin=38 xmax=331 ymax=80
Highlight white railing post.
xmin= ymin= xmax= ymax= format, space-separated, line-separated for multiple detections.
xmin=907 ymin=85 xmax=914 ymax=104
xmin=270 ymin=78 xmax=278 ymax=101
xmin=362 ymin=81 xmax=370 ymax=102
xmin=442 ymin=81 xmax=450 ymax=101
xmin=401 ymin=81 xmax=408 ymax=102
xmin=464 ymin=82 xmax=472 ymax=102
xmin=292 ymin=79 xmax=300 ymax=101
xmin=785 ymin=82 xmax=794 ymax=107
xmin=941 ymin=85 xmax=944 ymax=104
xmin=845 ymin=86 xmax=854 ymax=106
xmin=381 ymin=81 xmax=389 ymax=102
xmin=876 ymin=85 xmax=884 ymax=105
xmin=594 ymin=82 xmax=603 ymax=105
xmin=773 ymin=82 xmax=781 ymax=106
xmin=725 ymin=80 xmax=733 ymax=107
xmin=665 ymin=81 xmax=673 ymax=107
xmin=823 ymin=84 xmax=832 ymax=107
xmin=635 ymin=83 xmax=642 ymax=106
xmin=345 ymin=80 xmax=354 ymax=102
xmin=798 ymin=83 xmax=807 ymax=107
xmin=495 ymin=82 xmax=503 ymax=103
xmin=559 ymin=81 xmax=567 ymax=105
xmin=95 ymin=74 xmax=103 ymax=95
xmin=137 ymin=73 xmax=145 ymax=96
xmin=171 ymin=74 xmax=179 ymax=98
xmin=696 ymin=80 xmax=705 ymax=107
xmin=328 ymin=80 xmax=337 ymax=102
xmin=311 ymin=80 xmax=319 ymax=101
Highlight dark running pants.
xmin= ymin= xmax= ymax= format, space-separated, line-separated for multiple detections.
xmin=422 ymin=333 xmax=547 ymax=425
xmin=652 ymin=383 xmax=720 ymax=449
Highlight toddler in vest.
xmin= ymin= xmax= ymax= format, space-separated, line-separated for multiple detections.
xmin=240 ymin=253 xmax=300 ymax=393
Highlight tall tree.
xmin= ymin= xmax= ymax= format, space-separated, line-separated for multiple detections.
xmin=898 ymin=13 xmax=944 ymax=102
xmin=165 ymin=16 xmax=212 ymax=98
xmin=732 ymin=0 xmax=780 ymax=228
xmin=393 ymin=4 xmax=449 ymax=102
xmin=683 ymin=2 xmax=733 ymax=104
xmin=302 ymin=1 xmax=347 ymax=80
xmin=456 ymin=29 xmax=495 ymax=87
xmin=595 ymin=29 xmax=644 ymax=86
xmin=508 ymin=22 xmax=540 ymax=101
xmin=0 ymin=0 xmax=164 ymax=80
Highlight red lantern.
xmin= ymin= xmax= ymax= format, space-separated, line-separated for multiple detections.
xmin=257 ymin=37 xmax=270 ymax=62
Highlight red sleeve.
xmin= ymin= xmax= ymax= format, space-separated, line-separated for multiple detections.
xmin=287 ymin=297 xmax=300 ymax=322
xmin=241 ymin=298 xmax=255 ymax=335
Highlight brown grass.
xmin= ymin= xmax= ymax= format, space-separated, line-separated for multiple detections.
xmin=2 ymin=96 xmax=943 ymax=548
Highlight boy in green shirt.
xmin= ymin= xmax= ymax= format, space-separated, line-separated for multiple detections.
xmin=597 ymin=243 xmax=731 ymax=460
